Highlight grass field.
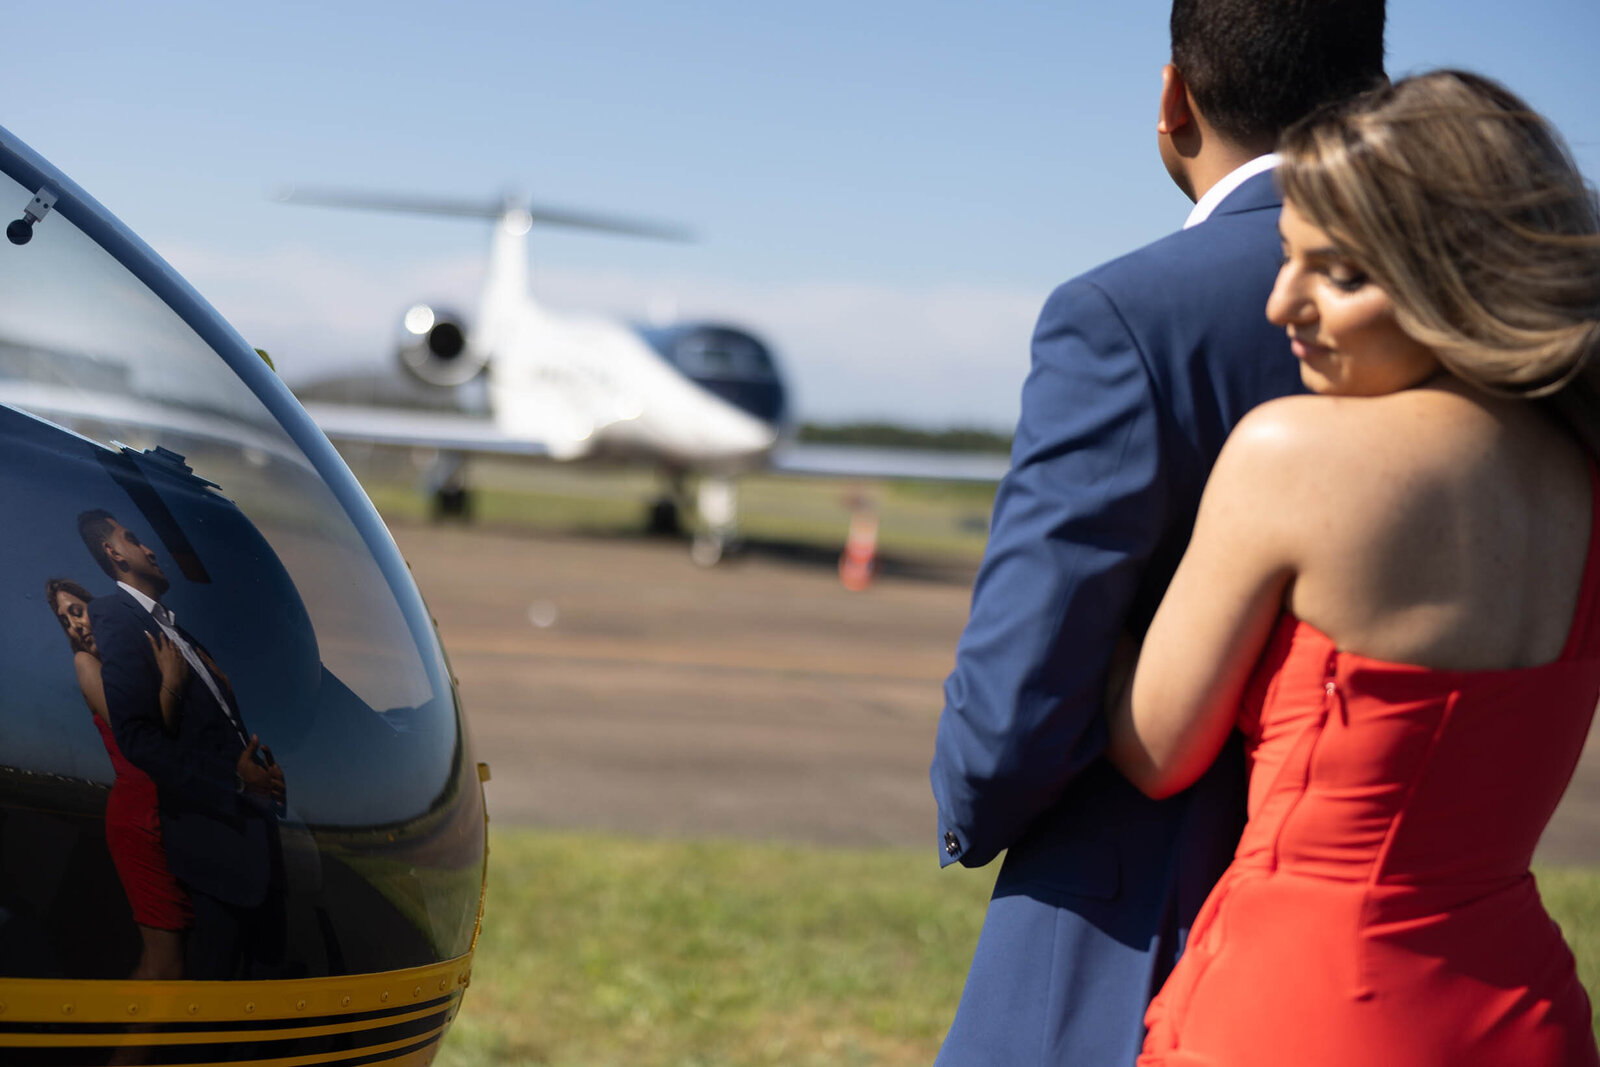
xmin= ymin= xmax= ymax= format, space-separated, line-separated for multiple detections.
xmin=437 ymin=830 xmax=1600 ymax=1067
xmin=347 ymin=454 xmax=997 ymax=564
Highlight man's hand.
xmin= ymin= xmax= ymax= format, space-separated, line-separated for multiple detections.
xmin=237 ymin=735 xmax=286 ymax=804
xmin=262 ymin=742 xmax=286 ymax=808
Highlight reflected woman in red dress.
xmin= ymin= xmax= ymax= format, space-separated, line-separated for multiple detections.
xmin=1109 ymin=71 xmax=1600 ymax=1066
xmin=47 ymin=578 xmax=192 ymax=980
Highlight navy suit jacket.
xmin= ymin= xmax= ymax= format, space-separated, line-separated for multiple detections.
xmin=930 ymin=172 xmax=1303 ymax=1066
xmin=91 ymin=588 xmax=272 ymax=908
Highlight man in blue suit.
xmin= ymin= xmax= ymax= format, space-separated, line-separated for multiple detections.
xmin=931 ymin=3 xmax=1387 ymax=1062
xmin=79 ymin=508 xmax=286 ymax=980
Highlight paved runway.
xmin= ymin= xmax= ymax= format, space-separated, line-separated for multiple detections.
xmin=396 ymin=522 xmax=1600 ymax=865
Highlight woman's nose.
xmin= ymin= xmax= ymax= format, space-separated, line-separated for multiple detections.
xmin=1265 ymin=266 xmax=1312 ymax=327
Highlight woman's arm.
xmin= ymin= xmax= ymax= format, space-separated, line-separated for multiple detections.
xmin=146 ymin=630 xmax=190 ymax=734
xmin=1106 ymin=401 xmax=1308 ymax=799
xmin=74 ymin=651 xmax=109 ymax=723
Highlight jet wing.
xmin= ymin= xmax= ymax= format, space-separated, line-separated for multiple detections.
xmin=305 ymin=402 xmax=1008 ymax=480
xmin=302 ymin=401 xmax=551 ymax=457
xmin=768 ymin=443 xmax=1009 ymax=483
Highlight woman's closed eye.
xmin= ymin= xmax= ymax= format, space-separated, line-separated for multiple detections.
xmin=1325 ymin=264 xmax=1369 ymax=291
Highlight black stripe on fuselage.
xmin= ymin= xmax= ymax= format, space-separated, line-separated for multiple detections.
xmin=0 ymin=1008 xmax=449 ymax=1065
xmin=0 ymin=991 xmax=457 ymax=1035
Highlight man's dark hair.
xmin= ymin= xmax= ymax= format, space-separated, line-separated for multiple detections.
xmin=1171 ymin=0 xmax=1386 ymax=146
xmin=77 ymin=509 xmax=120 ymax=580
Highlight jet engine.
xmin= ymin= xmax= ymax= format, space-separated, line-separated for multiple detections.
xmin=398 ymin=302 xmax=488 ymax=386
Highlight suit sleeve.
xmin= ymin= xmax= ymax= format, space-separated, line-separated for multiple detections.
xmin=95 ymin=605 xmax=240 ymax=815
xmin=930 ymin=277 xmax=1168 ymax=867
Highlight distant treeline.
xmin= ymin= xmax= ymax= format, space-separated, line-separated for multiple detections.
xmin=797 ymin=422 xmax=1013 ymax=454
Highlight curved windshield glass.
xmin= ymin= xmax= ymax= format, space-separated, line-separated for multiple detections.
xmin=0 ymin=164 xmax=483 ymax=979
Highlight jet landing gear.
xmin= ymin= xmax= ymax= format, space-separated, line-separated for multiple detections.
xmin=424 ymin=450 xmax=474 ymax=520
xmin=646 ymin=471 xmax=737 ymax=564
xmin=646 ymin=473 xmax=686 ymax=537
xmin=690 ymin=475 xmax=738 ymax=567
xmin=646 ymin=496 xmax=682 ymax=535
xmin=435 ymin=484 xmax=473 ymax=518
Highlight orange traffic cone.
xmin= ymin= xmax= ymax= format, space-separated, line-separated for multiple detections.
xmin=839 ymin=508 xmax=879 ymax=591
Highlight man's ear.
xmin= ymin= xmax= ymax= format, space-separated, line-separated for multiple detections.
xmin=1158 ymin=64 xmax=1193 ymax=137
xmin=102 ymin=541 xmax=128 ymax=574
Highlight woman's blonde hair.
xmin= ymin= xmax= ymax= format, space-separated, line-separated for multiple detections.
xmin=1277 ymin=70 xmax=1600 ymax=452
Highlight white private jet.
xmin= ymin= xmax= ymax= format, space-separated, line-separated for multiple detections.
xmin=277 ymin=187 xmax=1009 ymax=563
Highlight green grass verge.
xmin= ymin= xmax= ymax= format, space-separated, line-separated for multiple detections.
xmin=348 ymin=456 xmax=994 ymax=564
xmin=435 ymin=830 xmax=994 ymax=1067
xmin=436 ymin=830 xmax=1600 ymax=1066
xmin=1542 ymin=867 xmax=1600 ymax=1033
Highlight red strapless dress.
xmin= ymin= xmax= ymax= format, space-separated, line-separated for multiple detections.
xmin=1140 ymin=473 xmax=1600 ymax=1066
xmin=92 ymin=715 xmax=192 ymax=931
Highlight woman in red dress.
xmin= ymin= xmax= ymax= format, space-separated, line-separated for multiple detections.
xmin=47 ymin=578 xmax=192 ymax=980
xmin=1108 ymin=71 xmax=1600 ymax=1065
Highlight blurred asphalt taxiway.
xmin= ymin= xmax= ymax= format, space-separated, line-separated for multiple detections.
xmin=397 ymin=523 xmax=1600 ymax=865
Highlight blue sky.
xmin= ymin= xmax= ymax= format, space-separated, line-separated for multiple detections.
xmin=4 ymin=1 xmax=1596 ymax=429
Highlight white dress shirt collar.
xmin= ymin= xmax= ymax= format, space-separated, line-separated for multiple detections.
xmin=1183 ymin=153 xmax=1281 ymax=230
xmin=118 ymin=581 xmax=164 ymax=619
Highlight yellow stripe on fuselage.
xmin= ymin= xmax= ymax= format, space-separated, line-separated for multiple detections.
xmin=0 ymin=952 xmax=471 ymax=1065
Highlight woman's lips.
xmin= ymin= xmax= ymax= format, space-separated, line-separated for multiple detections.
xmin=1289 ymin=336 xmax=1328 ymax=361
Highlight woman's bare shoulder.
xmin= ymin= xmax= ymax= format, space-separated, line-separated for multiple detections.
xmin=1207 ymin=394 xmax=1398 ymax=503
xmin=1221 ymin=386 xmax=1503 ymax=486
xmin=1201 ymin=386 xmax=1526 ymax=575
xmin=73 ymin=650 xmax=102 ymax=688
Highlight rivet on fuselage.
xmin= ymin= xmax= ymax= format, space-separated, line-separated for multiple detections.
xmin=245 ymin=1002 xmax=255 ymax=1013
xmin=296 ymin=999 xmax=306 ymax=1011
xmin=342 ymin=995 xmax=351 ymax=1007
xmin=413 ymin=986 xmax=422 ymax=998
xmin=127 ymin=1004 xmax=139 ymax=1015
xmin=187 ymin=1004 xmax=199 ymax=1015
xmin=381 ymin=991 xmax=390 ymax=1002
xmin=61 ymin=1004 xmax=73 ymax=1015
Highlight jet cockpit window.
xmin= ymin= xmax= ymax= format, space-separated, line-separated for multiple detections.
xmin=639 ymin=325 xmax=777 ymax=382
xmin=678 ymin=330 xmax=775 ymax=380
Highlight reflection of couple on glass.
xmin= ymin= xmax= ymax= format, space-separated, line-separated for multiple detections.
xmin=47 ymin=576 xmax=189 ymax=981
xmin=46 ymin=508 xmax=287 ymax=980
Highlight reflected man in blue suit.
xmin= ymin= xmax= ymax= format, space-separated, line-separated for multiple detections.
xmin=930 ymin=3 xmax=1387 ymax=1062
xmin=79 ymin=509 xmax=286 ymax=980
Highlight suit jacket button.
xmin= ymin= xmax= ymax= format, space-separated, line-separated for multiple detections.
xmin=944 ymin=832 xmax=960 ymax=857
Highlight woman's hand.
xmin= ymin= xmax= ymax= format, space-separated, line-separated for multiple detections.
xmin=146 ymin=630 xmax=189 ymax=732
xmin=147 ymin=630 xmax=189 ymax=693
